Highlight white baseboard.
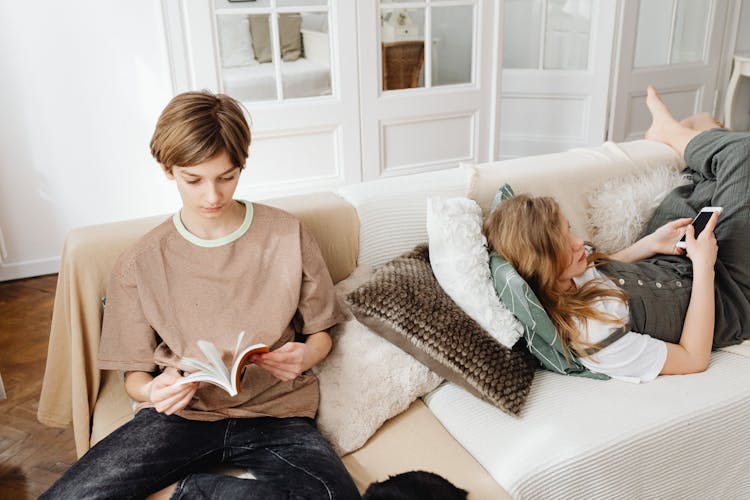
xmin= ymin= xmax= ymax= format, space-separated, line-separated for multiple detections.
xmin=0 ymin=256 xmax=61 ymax=282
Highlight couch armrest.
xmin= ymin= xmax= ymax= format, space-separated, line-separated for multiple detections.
xmin=37 ymin=215 xmax=166 ymax=456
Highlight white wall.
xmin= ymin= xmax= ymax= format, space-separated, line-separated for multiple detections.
xmin=0 ymin=2 xmax=178 ymax=281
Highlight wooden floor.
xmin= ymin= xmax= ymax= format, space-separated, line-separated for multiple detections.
xmin=0 ymin=274 xmax=76 ymax=498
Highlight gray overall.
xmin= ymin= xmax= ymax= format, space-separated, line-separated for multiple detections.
xmin=600 ymin=129 xmax=750 ymax=348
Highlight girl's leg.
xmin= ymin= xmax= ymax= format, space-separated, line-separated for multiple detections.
xmin=681 ymin=129 xmax=750 ymax=295
xmin=173 ymin=417 xmax=360 ymax=500
xmin=640 ymin=87 xmax=724 ymax=234
xmin=41 ymin=409 xmax=224 ymax=499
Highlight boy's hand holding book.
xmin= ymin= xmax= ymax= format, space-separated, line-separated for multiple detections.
xmin=249 ymin=342 xmax=307 ymax=382
xmin=149 ymin=367 xmax=199 ymax=414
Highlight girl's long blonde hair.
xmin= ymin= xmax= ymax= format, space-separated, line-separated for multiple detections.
xmin=483 ymin=194 xmax=627 ymax=357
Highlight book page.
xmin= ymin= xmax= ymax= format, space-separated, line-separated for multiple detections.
xmin=174 ymin=334 xmax=268 ymax=396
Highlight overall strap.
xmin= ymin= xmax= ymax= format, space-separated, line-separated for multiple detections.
xmin=579 ymin=326 xmax=628 ymax=356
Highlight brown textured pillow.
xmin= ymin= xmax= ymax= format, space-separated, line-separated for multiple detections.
xmin=347 ymin=244 xmax=537 ymax=416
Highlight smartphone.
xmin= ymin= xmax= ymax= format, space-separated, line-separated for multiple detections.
xmin=675 ymin=207 xmax=722 ymax=249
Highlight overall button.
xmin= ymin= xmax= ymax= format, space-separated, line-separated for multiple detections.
xmin=655 ymin=282 xmax=663 ymax=288
xmin=618 ymin=278 xmax=625 ymax=285
xmin=637 ymin=280 xmax=644 ymax=286
xmin=676 ymin=281 xmax=683 ymax=287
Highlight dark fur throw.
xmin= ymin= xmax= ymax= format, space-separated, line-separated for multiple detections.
xmin=363 ymin=471 xmax=468 ymax=500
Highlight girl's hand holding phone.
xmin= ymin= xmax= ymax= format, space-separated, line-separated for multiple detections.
xmin=683 ymin=210 xmax=720 ymax=270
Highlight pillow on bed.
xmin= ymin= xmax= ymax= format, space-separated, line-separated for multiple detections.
xmin=313 ymin=266 xmax=443 ymax=456
xmin=217 ymin=14 xmax=258 ymax=67
xmin=488 ymin=184 xmax=608 ymax=380
xmin=249 ymin=14 xmax=302 ymax=63
xmin=347 ymin=245 xmax=537 ymax=416
xmin=426 ymin=196 xmax=523 ymax=348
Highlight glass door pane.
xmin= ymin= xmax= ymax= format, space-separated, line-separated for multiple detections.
xmin=634 ymin=0 xmax=673 ymax=67
xmin=671 ymin=0 xmax=710 ymax=64
xmin=503 ymin=0 xmax=591 ymax=71
xmin=214 ymin=1 xmax=332 ymax=102
xmin=217 ymin=13 xmax=278 ymax=102
xmin=380 ymin=6 xmax=425 ymax=90
xmin=634 ymin=0 xmax=712 ymax=68
xmin=432 ymin=5 xmax=473 ymax=86
xmin=281 ymin=11 xmax=333 ymax=99
xmin=503 ymin=0 xmax=543 ymax=69
xmin=379 ymin=0 xmax=476 ymax=91
xmin=543 ymin=0 xmax=592 ymax=70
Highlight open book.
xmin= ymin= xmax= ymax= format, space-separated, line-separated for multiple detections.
xmin=176 ymin=331 xmax=269 ymax=396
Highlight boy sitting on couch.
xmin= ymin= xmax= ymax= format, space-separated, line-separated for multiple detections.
xmin=42 ymin=91 xmax=360 ymax=500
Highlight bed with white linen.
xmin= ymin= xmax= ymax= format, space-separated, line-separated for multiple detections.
xmin=222 ymin=57 xmax=331 ymax=102
xmin=217 ymin=14 xmax=331 ymax=102
xmin=425 ymin=347 xmax=750 ymax=499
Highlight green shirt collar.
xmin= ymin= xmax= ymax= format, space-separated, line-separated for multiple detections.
xmin=172 ymin=200 xmax=253 ymax=247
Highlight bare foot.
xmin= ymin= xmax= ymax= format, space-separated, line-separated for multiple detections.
xmin=680 ymin=112 xmax=724 ymax=131
xmin=644 ymin=86 xmax=682 ymax=143
xmin=643 ymin=85 xmax=701 ymax=158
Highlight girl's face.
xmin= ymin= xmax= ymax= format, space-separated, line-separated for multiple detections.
xmin=558 ymin=216 xmax=587 ymax=285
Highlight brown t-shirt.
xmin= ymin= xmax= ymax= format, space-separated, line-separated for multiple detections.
xmin=98 ymin=201 xmax=345 ymax=420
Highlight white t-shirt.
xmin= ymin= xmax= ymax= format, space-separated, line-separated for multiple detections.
xmin=572 ymin=266 xmax=667 ymax=383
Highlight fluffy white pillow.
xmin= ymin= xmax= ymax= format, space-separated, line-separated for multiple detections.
xmin=313 ymin=266 xmax=443 ymax=456
xmin=217 ymin=14 xmax=258 ymax=67
xmin=586 ymin=166 xmax=690 ymax=254
xmin=426 ymin=197 xmax=523 ymax=348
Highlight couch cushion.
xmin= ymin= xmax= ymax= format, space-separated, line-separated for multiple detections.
xmin=346 ymin=245 xmax=537 ymax=416
xmin=338 ymin=166 xmax=475 ymax=268
xmin=585 ymin=165 xmax=690 ymax=254
xmin=470 ymin=141 xmax=682 ymax=242
xmin=313 ymin=266 xmax=442 ymax=456
xmin=425 ymin=351 xmax=750 ymax=498
xmin=342 ymin=398 xmax=511 ymax=499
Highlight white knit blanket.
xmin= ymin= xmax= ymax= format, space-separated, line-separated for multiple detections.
xmin=425 ymin=351 xmax=750 ymax=499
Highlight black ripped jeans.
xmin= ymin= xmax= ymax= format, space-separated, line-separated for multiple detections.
xmin=41 ymin=408 xmax=360 ymax=500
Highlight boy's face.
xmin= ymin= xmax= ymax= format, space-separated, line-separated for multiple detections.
xmin=165 ymin=150 xmax=241 ymax=222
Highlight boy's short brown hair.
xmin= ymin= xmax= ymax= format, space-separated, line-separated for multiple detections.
xmin=150 ymin=91 xmax=251 ymax=172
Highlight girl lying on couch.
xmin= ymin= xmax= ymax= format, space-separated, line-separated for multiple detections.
xmin=484 ymin=86 xmax=750 ymax=382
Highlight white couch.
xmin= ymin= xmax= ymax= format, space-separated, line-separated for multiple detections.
xmin=39 ymin=139 xmax=750 ymax=498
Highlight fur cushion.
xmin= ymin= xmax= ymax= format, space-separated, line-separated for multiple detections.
xmin=313 ymin=266 xmax=443 ymax=456
xmin=586 ymin=166 xmax=690 ymax=254
xmin=347 ymin=245 xmax=537 ymax=416
xmin=427 ymin=197 xmax=524 ymax=348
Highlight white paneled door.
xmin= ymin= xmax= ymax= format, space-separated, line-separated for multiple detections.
xmin=357 ymin=0 xmax=498 ymax=179
xmin=498 ymin=0 xmax=618 ymax=159
xmin=608 ymin=0 xmax=730 ymax=142
xmin=164 ymin=0 xmax=362 ymax=199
